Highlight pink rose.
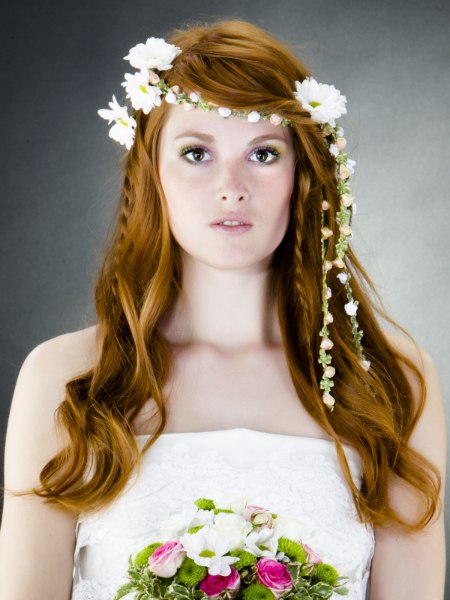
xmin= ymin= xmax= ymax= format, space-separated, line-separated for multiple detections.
xmin=243 ymin=504 xmax=274 ymax=529
xmin=148 ymin=540 xmax=186 ymax=578
xmin=256 ymin=558 xmax=293 ymax=598
xmin=199 ymin=567 xmax=240 ymax=598
xmin=303 ymin=543 xmax=322 ymax=565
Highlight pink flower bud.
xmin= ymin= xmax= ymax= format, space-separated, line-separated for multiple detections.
xmin=148 ymin=71 xmax=160 ymax=84
xmin=270 ymin=113 xmax=283 ymax=125
xmin=336 ymin=137 xmax=347 ymax=150
xmin=303 ymin=543 xmax=322 ymax=564
xmin=339 ymin=164 xmax=350 ymax=180
xmin=341 ymin=194 xmax=354 ymax=207
xmin=324 ymin=366 xmax=335 ymax=378
xmin=321 ymin=227 xmax=333 ymax=239
xmin=325 ymin=312 xmax=334 ymax=324
xmin=243 ymin=505 xmax=274 ymax=529
xmin=323 ymin=393 xmax=335 ymax=408
xmin=321 ymin=200 xmax=330 ymax=210
xmin=339 ymin=224 xmax=353 ymax=236
xmin=333 ymin=257 xmax=344 ymax=269
xmin=320 ymin=338 xmax=334 ymax=350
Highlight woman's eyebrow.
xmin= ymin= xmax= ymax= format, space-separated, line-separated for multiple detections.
xmin=173 ymin=131 xmax=289 ymax=145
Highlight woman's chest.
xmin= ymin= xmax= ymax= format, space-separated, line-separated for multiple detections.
xmin=135 ymin=344 xmax=328 ymax=439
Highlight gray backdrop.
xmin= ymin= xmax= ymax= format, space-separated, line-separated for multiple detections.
xmin=1 ymin=0 xmax=449 ymax=593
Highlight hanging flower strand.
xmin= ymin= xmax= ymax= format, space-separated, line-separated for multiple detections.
xmin=294 ymin=78 xmax=370 ymax=411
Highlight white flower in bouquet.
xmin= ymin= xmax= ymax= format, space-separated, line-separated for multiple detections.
xmin=180 ymin=525 xmax=239 ymax=576
xmin=244 ymin=526 xmax=280 ymax=558
xmin=158 ymin=507 xmax=214 ymax=540
xmin=211 ymin=493 xmax=248 ymax=515
xmin=124 ymin=37 xmax=181 ymax=71
xmin=213 ymin=511 xmax=253 ymax=547
xmin=273 ymin=514 xmax=304 ymax=541
xmin=294 ymin=77 xmax=347 ymax=126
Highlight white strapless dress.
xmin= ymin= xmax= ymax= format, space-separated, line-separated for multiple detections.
xmin=71 ymin=428 xmax=374 ymax=600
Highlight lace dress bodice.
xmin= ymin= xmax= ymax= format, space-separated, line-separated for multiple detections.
xmin=71 ymin=428 xmax=374 ymax=599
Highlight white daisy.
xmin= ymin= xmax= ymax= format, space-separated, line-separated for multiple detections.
xmin=98 ymin=95 xmax=136 ymax=150
xmin=124 ymin=37 xmax=181 ymax=71
xmin=293 ymin=77 xmax=347 ymax=126
xmin=121 ymin=72 xmax=162 ymax=114
xmin=180 ymin=526 xmax=239 ymax=576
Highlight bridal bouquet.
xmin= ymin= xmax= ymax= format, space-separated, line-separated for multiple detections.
xmin=114 ymin=497 xmax=348 ymax=600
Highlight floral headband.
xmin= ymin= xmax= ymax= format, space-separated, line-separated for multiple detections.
xmin=98 ymin=37 xmax=371 ymax=411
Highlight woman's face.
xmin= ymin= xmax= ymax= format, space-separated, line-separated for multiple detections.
xmin=158 ymin=105 xmax=296 ymax=271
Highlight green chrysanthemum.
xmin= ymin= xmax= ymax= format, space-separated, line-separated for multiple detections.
xmin=133 ymin=542 xmax=162 ymax=566
xmin=314 ymin=563 xmax=339 ymax=585
xmin=228 ymin=549 xmax=258 ymax=570
xmin=277 ymin=537 xmax=307 ymax=563
xmin=194 ymin=498 xmax=216 ymax=511
xmin=178 ymin=557 xmax=207 ymax=586
xmin=242 ymin=583 xmax=275 ymax=599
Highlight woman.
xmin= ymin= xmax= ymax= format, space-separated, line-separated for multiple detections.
xmin=0 ymin=19 xmax=446 ymax=600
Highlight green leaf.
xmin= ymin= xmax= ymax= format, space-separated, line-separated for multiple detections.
xmin=333 ymin=588 xmax=349 ymax=596
xmin=113 ymin=582 xmax=135 ymax=600
xmin=308 ymin=580 xmax=334 ymax=599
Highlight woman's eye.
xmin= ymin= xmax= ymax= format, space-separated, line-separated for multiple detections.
xmin=179 ymin=146 xmax=211 ymax=164
xmin=249 ymin=147 xmax=280 ymax=164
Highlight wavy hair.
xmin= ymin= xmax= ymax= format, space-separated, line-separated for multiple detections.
xmin=33 ymin=19 xmax=440 ymax=529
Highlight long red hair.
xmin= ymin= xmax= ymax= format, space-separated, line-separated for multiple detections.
xmin=31 ymin=19 xmax=440 ymax=529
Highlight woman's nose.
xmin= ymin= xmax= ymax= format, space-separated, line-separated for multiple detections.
xmin=215 ymin=160 xmax=250 ymax=203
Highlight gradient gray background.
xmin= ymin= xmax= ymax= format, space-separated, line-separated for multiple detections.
xmin=1 ymin=0 xmax=449 ymax=593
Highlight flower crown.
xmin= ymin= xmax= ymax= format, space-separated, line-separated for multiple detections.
xmin=99 ymin=37 xmax=371 ymax=411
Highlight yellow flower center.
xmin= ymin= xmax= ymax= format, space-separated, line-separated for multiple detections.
xmin=309 ymin=101 xmax=321 ymax=108
xmin=199 ymin=550 xmax=215 ymax=558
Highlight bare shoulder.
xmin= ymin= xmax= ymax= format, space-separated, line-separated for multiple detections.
xmin=382 ymin=329 xmax=440 ymax=409
xmin=25 ymin=323 xmax=100 ymax=380
xmin=4 ymin=324 xmax=100 ymax=490
xmin=381 ymin=328 xmax=446 ymax=485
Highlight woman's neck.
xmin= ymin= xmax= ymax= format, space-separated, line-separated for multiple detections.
xmin=158 ymin=253 xmax=282 ymax=351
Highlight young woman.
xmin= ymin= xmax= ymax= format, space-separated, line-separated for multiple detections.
xmin=0 ymin=19 xmax=446 ymax=600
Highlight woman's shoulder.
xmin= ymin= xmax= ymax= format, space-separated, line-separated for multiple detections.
xmin=6 ymin=325 xmax=101 ymax=472
xmin=380 ymin=329 xmax=445 ymax=478
xmin=24 ymin=324 xmax=100 ymax=375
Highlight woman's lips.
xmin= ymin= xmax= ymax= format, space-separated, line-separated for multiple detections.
xmin=210 ymin=223 xmax=253 ymax=235
xmin=210 ymin=213 xmax=253 ymax=234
